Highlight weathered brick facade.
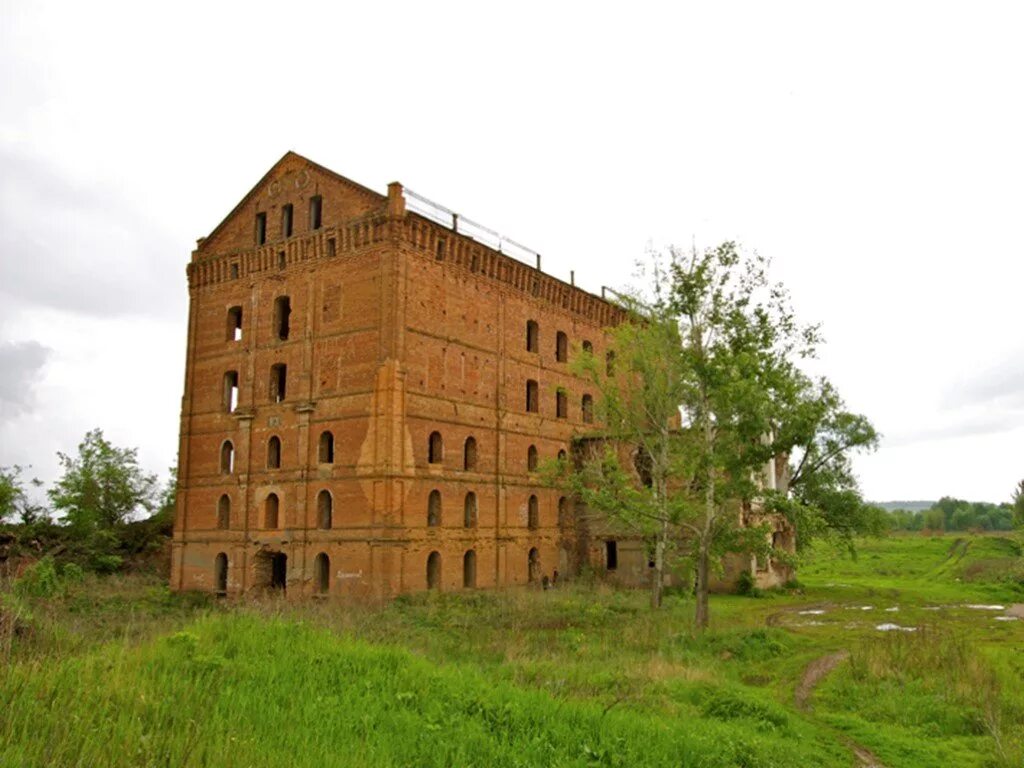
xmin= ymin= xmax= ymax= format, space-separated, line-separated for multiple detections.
xmin=172 ymin=152 xmax=626 ymax=598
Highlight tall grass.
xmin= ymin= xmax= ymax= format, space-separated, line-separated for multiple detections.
xmin=0 ymin=613 xmax=839 ymax=767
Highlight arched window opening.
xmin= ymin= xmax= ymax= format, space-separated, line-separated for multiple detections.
xmin=527 ymin=445 xmax=538 ymax=472
xmin=427 ymin=551 xmax=441 ymax=590
xmin=273 ymin=296 xmax=291 ymax=341
xmin=555 ymin=331 xmax=568 ymax=363
xmin=318 ymin=431 xmax=335 ymax=464
xmin=217 ymin=494 xmax=231 ymax=530
xmin=428 ymin=431 xmax=443 ymax=464
xmin=528 ymin=494 xmax=539 ymax=530
xmin=214 ymin=553 xmax=228 ymax=594
xmin=464 ymin=492 xmax=478 ymax=528
xmin=528 ymin=547 xmax=541 ymax=583
xmin=634 ymin=446 xmax=654 ymax=488
xmin=526 ymin=380 xmax=539 ymax=413
xmin=463 ymin=550 xmax=477 ymax=589
xmin=226 ymin=306 xmax=243 ymax=341
xmin=314 ymin=552 xmax=330 ymax=594
xmin=270 ymin=363 xmax=287 ymax=402
xmin=220 ymin=441 xmax=234 ymax=474
xmin=582 ymin=394 xmax=594 ymax=424
xmin=428 ymin=490 xmax=442 ymax=527
xmin=606 ymin=350 xmax=616 ymax=377
xmin=267 ymin=436 xmax=281 ymax=469
xmin=556 ymin=389 xmax=568 ymax=419
xmin=463 ymin=436 xmax=477 ymax=471
xmin=264 ymin=493 xmax=280 ymax=529
xmin=558 ymin=496 xmax=569 ymax=527
xmin=223 ymin=371 xmax=239 ymax=413
xmin=526 ymin=320 xmax=539 ymax=353
xmin=582 ymin=340 xmax=593 ymax=354
xmin=317 ymin=490 xmax=333 ymax=530
xmin=557 ymin=449 xmax=567 ymax=463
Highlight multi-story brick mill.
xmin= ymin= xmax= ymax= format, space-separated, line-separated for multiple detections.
xmin=171 ymin=151 xmax=630 ymax=598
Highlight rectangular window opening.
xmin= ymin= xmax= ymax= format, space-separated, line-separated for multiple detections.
xmin=282 ymin=204 xmax=293 ymax=239
xmin=606 ymin=540 xmax=618 ymax=571
xmin=326 ymin=237 xmax=336 ymax=257
xmin=270 ymin=364 xmax=288 ymax=402
xmin=273 ymin=296 xmax=291 ymax=340
xmin=309 ymin=196 xmax=322 ymax=231
xmin=255 ymin=212 xmax=267 ymax=245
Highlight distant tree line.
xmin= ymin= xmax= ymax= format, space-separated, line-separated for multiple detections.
xmin=0 ymin=428 xmax=174 ymax=575
xmin=885 ymin=496 xmax=1016 ymax=533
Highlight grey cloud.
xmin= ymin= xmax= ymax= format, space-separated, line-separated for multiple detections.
xmin=886 ymin=411 xmax=1024 ymax=447
xmin=0 ymin=146 xmax=186 ymax=320
xmin=0 ymin=340 xmax=52 ymax=420
xmin=943 ymin=355 xmax=1024 ymax=411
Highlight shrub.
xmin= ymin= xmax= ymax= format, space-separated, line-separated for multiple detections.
xmin=14 ymin=556 xmax=61 ymax=598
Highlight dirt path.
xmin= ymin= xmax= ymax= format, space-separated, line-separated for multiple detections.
xmin=794 ymin=650 xmax=849 ymax=711
xmin=794 ymin=651 xmax=889 ymax=768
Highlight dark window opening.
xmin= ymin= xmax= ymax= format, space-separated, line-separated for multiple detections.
xmin=273 ymin=296 xmax=291 ymax=340
xmin=463 ymin=436 xmax=477 ymax=471
xmin=230 ymin=263 xmax=239 ymax=279
xmin=215 ymin=552 xmax=228 ymax=594
xmin=223 ymin=371 xmax=239 ymax=413
xmin=557 ymin=449 xmax=567 ymax=462
xmin=319 ymin=431 xmax=335 ymax=464
xmin=267 ymin=436 xmax=281 ymax=469
xmin=317 ymin=490 xmax=332 ymax=530
xmin=428 ymin=431 xmax=443 ymax=464
xmin=557 ymin=496 xmax=569 ymax=527
xmin=463 ymin=550 xmax=477 ymax=589
xmin=606 ymin=540 xmax=618 ymax=571
xmin=556 ymin=390 xmax=567 ymax=419
xmin=606 ymin=350 xmax=616 ymax=376
xmin=582 ymin=394 xmax=594 ymax=424
xmin=428 ymin=490 xmax=442 ymax=527
xmin=634 ymin=446 xmax=653 ymax=488
xmin=227 ymin=306 xmax=243 ymax=341
xmin=264 ymin=493 xmax=279 ymax=529
xmin=427 ymin=551 xmax=441 ymax=589
xmin=220 ymin=441 xmax=234 ymax=474
xmin=217 ymin=495 xmax=230 ymax=530
xmin=271 ymin=553 xmax=287 ymax=590
xmin=526 ymin=320 xmax=539 ymax=353
xmin=528 ymin=494 xmax=539 ymax=530
xmin=314 ymin=552 xmax=330 ymax=594
xmin=464 ymin=492 xmax=478 ymax=528
xmin=526 ymin=380 xmax=539 ymax=413
xmin=326 ymin=237 xmax=336 ymax=257
xmin=278 ymin=250 xmax=286 ymax=269
xmin=281 ymin=204 xmax=293 ymax=238
xmin=256 ymin=212 xmax=267 ymax=245
xmin=527 ymin=445 xmax=538 ymax=472
xmin=270 ymin=363 xmax=287 ymax=402
xmin=556 ymin=331 xmax=568 ymax=363
xmin=309 ymin=196 xmax=322 ymax=231
xmin=582 ymin=340 xmax=593 ymax=354
xmin=528 ymin=547 xmax=540 ymax=583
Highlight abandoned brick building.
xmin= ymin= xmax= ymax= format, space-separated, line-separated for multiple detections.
xmin=171 ymin=151 xmax=632 ymax=598
xmin=171 ymin=152 xmax=794 ymax=598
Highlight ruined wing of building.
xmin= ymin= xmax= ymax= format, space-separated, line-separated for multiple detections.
xmin=172 ymin=152 xmax=793 ymax=598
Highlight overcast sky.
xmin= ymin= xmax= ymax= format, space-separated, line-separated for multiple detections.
xmin=1 ymin=1 xmax=1022 ymax=503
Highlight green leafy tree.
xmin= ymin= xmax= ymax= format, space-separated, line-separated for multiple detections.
xmin=49 ymin=429 xmax=158 ymax=531
xmin=1013 ymin=480 xmax=1024 ymax=529
xmin=568 ymin=243 xmax=877 ymax=629
xmin=0 ymin=465 xmax=45 ymax=525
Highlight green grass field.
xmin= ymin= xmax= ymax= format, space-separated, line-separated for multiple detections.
xmin=2 ymin=533 xmax=1022 ymax=767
